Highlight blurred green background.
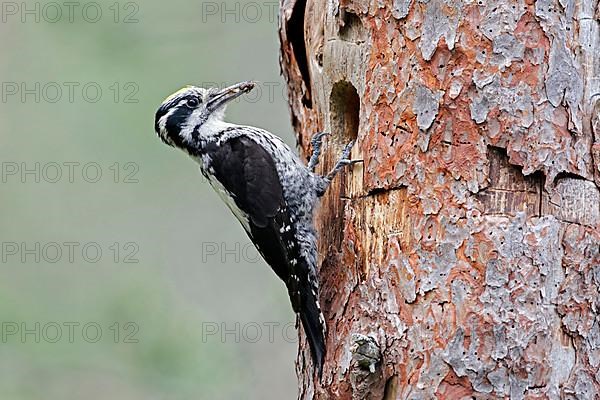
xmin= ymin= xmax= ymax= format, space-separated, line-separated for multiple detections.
xmin=0 ymin=1 xmax=298 ymax=398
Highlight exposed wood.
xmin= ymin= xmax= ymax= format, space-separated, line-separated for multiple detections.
xmin=279 ymin=0 xmax=600 ymax=398
xmin=477 ymin=147 xmax=543 ymax=217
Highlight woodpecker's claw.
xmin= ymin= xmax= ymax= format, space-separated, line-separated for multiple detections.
xmin=324 ymin=141 xmax=356 ymax=183
xmin=311 ymin=131 xmax=329 ymax=146
xmin=341 ymin=141 xmax=355 ymax=160
xmin=308 ymin=132 xmax=329 ymax=172
xmin=337 ymin=159 xmax=363 ymax=166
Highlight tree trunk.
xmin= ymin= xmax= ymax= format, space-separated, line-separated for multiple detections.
xmin=278 ymin=0 xmax=600 ymax=398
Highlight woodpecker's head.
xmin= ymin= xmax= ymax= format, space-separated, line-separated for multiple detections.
xmin=154 ymin=81 xmax=255 ymax=149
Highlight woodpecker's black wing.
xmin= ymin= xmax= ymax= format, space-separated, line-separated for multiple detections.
xmin=206 ymin=135 xmax=291 ymax=282
xmin=205 ymin=135 xmax=325 ymax=372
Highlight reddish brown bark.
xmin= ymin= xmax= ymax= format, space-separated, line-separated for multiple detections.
xmin=279 ymin=0 xmax=600 ymax=398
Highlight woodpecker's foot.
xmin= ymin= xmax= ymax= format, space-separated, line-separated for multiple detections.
xmin=315 ymin=141 xmax=360 ymax=197
xmin=325 ymin=141 xmax=356 ymax=182
xmin=308 ymin=132 xmax=329 ymax=172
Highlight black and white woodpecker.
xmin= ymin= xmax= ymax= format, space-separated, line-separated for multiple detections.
xmin=154 ymin=81 xmax=354 ymax=375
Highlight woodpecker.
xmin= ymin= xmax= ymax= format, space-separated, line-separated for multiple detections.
xmin=154 ymin=81 xmax=354 ymax=375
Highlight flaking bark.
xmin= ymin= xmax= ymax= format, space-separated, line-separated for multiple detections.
xmin=279 ymin=0 xmax=600 ymax=398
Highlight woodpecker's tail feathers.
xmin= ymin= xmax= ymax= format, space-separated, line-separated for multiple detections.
xmin=299 ymin=284 xmax=326 ymax=377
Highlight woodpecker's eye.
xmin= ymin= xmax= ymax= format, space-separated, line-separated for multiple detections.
xmin=186 ymin=98 xmax=200 ymax=108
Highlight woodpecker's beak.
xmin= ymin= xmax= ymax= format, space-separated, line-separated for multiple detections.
xmin=207 ymin=81 xmax=256 ymax=112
